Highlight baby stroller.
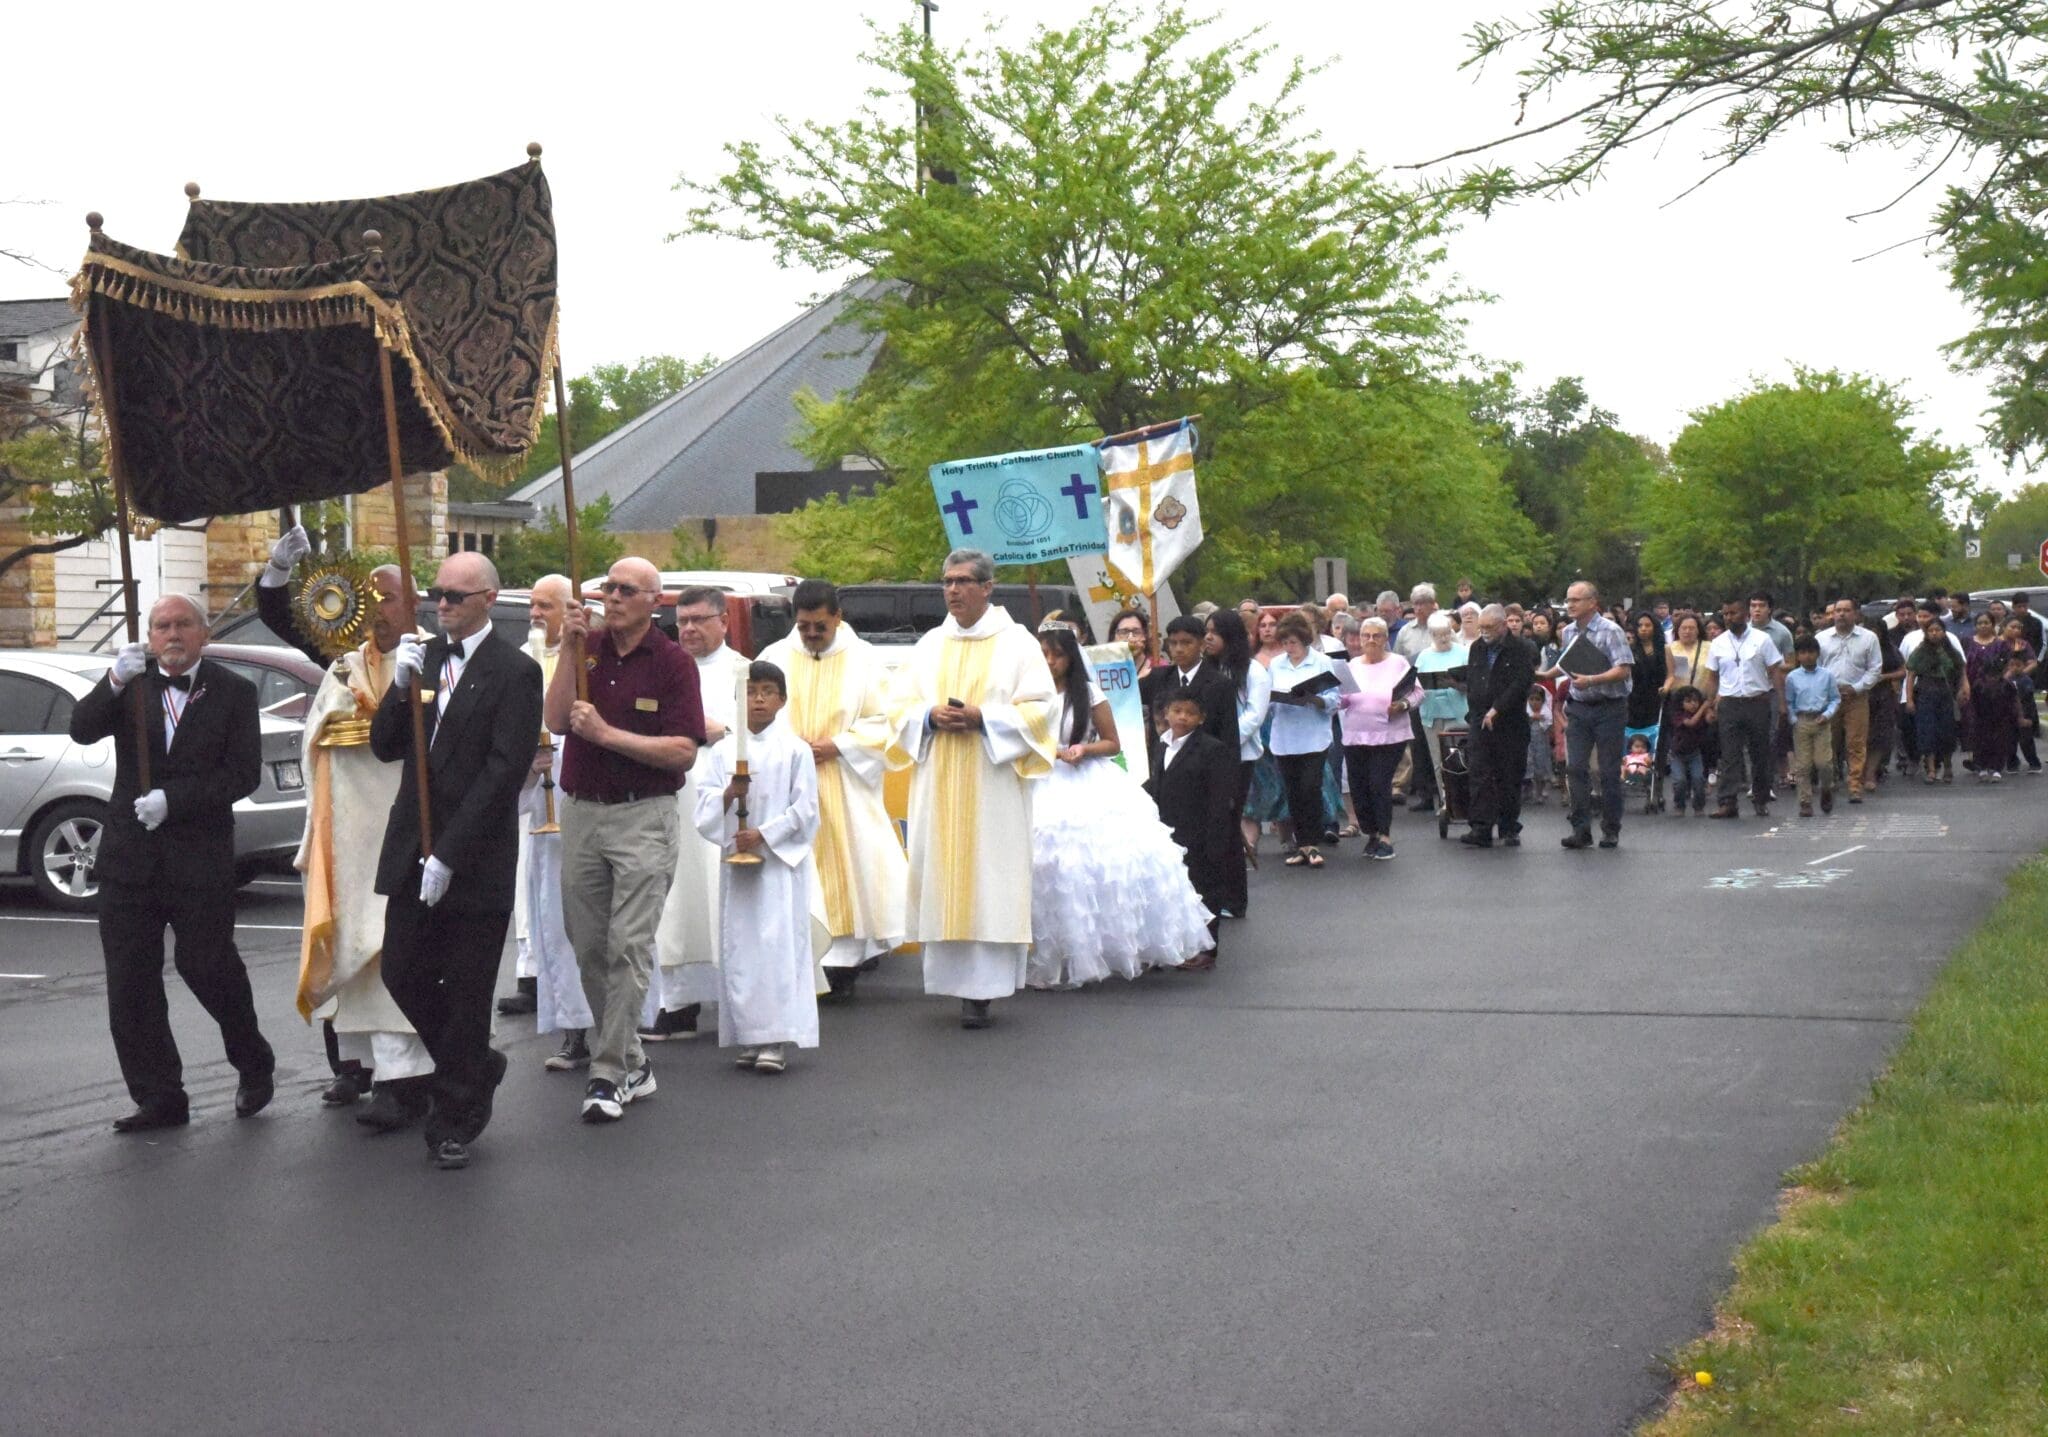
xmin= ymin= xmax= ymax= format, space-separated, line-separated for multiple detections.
xmin=1433 ymin=725 xmax=1472 ymax=839
xmin=1622 ymin=719 xmax=1665 ymax=815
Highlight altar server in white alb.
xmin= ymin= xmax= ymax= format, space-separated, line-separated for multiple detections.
xmin=758 ymin=578 xmax=905 ymax=999
xmin=502 ymin=574 xmax=572 ymax=1022
xmin=693 ymin=661 xmax=821 ymax=1073
xmin=648 ymin=585 xmax=744 ymax=1041
xmin=887 ymin=548 xmax=1056 ymax=1029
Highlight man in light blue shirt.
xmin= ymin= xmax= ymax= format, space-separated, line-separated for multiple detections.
xmin=1555 ymin=580 xmax=1634 ymax=850
xmin=1816 ymin=598 xmax=1881 ymax=803
xmin=1783 ymin=633 xmax=1840 ymax=815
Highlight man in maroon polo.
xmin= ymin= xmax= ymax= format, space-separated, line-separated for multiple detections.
xmin=546 ymin=556 xmax=704 ymax=1123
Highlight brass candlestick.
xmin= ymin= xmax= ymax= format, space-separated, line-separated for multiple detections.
xmin=725 ymin=759 xmax=764 ymax=866
xmin=531 ymin=732 xmax=560 ymax=835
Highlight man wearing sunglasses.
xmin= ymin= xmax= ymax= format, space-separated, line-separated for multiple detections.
xmin=648 ymin=585 xmax=743 ymax=1043
xmin=547 ymin=558 xmax=705 ymax=1126
xmin=371 ymin=551 xmax=543 ymax=1170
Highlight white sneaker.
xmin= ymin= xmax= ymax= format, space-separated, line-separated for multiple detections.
xmin=580 ymin=1079 xmax=624 ymax=1123
xmin=734 ymin=1046 xmax=761 ymax=1069
xmin=621 ymin=1059 xmax=656 ymax=1104
xmin=753 ymin=1044 xmax=787 ymax=1074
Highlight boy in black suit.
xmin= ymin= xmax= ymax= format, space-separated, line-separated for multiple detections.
xmin=1145 ymin=692 xmax=1240 ymax=970
xmin=1140 ymin=616 xmax=1240 ymax=753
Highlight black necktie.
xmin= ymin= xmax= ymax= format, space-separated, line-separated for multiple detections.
xmin=159 ymin=672 xmax=191 ymax=692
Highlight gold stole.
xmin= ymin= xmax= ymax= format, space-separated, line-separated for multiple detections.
xmin=789 ymin=649 xmax=858 ymax=935
xmin=294 ymin=643 xmax=393 ymax=1020
xmin=933 ymin=633 xmax=998 ymax=939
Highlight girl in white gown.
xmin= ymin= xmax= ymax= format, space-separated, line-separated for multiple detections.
xmin=1027 ymin=623 xmax=1215 ymax=987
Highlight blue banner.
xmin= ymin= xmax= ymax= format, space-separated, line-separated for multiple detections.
xmin=930 ymin=442 xmax=1104 ymax=566
xmin=1085 ymin=643 xmax=1148 ymax=784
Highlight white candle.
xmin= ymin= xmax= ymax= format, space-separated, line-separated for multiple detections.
xmin=732 ymin=661 xmax=748 ymax=764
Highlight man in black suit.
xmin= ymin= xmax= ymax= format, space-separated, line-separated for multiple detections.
xmin=71 ymin=594 xmax=275 ymax=1132
xmin=1139 ymin=615 xmax=1240 ymax=754
xmin=371 ymin=551 xmax=543 ymax=1170
xmin=1144 ymin=691 xmax=1240 ymax=970
xmin=1460 ymin=604 xmax=1537 ymax=849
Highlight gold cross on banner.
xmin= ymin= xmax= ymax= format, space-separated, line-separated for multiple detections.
xmin=1105 ymin=439 xmax=1193 ymax=594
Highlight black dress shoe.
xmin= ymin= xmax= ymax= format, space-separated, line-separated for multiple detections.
xmin=1458 ymin=830 xmax=1492 ymax=848
xmin=112 ymin=1106 xmax=189 ymax=1134
xmin=431 ymin=1138 xmax=471 ymax=1170
xmin=496 ymin=977 xmax=538 ymax=1016
xmin=456 ymin=1049 xmax=510 ymax=1144
xmin=320 ymin=1069 xmax=370 ymax=1107
xmin=1500 ymin=834 xmax=1521 ymax=847
xmin=234 ymin=1075 xmax=275 ymax=1118
xmin=960 ymin=999 xmax=993 ymax=1029
xmin=356 ymin=1082 xmax=425 ymax=1133
xmin=1560 ymin=830 xmax=1594 ymax=850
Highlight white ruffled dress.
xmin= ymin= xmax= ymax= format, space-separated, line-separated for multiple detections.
xmin=1027 ymin=682 xmax=1216 ymax=987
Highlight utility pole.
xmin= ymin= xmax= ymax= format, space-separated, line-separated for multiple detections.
xmin=914 ymin=0 xmax=938 ymax=195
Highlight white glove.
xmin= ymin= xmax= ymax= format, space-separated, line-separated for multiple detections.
xmin=111 ymin=642 xmax=148 ymax=690
xmin=261 ymin=525 xmax=311 ymax=587
xmin=419 ymin=855 xmax=453 ymax=908
xmin=392 ymin=635 xmax=427 ymax=687
xmin=134 ymin=789 xmax=168 ymax=831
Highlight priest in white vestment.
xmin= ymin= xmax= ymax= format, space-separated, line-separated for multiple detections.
xmin=759 ymin=580 xmax=905 ymax=999
xmin=647 ymin=586 xmax=743 ymax=1037
xmin=887 ymin=549 xmax=1056 ymax=1027
xmin=293 ymin=565 xmax=435 ymax=1129
xmin=505 ymin=574 xmax=571 ymax=1021
xmin=693 ymin=663 xmax=821 ymax=1072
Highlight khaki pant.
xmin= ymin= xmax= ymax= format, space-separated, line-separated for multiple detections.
xmin=560 ymin=792 xmax=679 ymax=1085
xmin=1830 ymin=691 xmax=1869 ymax=795
xmin=1792 ymin=716 xmax=1835 ymax=807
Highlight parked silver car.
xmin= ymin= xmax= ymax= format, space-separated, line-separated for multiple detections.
xmin=0 ymin=650 xmax=309 ymax=911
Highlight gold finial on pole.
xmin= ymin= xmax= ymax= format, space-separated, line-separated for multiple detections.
xmin=527 ymin=141 xmax=543 ymax=160
xmin=86 ymin=212 xmax=104 ymax=232
xmin=184 ymin=182 xmax=200 ymax=201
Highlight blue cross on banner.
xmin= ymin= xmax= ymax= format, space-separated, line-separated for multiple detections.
xmin=929 ymin=442 xmax=1105 ymax=566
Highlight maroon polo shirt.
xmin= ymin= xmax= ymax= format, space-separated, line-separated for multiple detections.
xmin=560 ymin=623 xmax=705 ymax=802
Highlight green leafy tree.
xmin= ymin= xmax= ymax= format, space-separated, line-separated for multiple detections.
xmin=683 ymin=3 xmax=1527 ymax=593
xmin=1946 ymin=481 xmax=2048 ymax=590
xmin=1429 ymin=1 xmax=2048 ymax=459
xmin=494 ymin=496 xmax=624 ymax=588
xmin=1641 ymin=368 xmax=1966 ymax=608
xmin=0 ymin=392 xmax=115 ymax=582
xmin=1464 ymin=375 xmax=1665 ymax=601
xmin=448 ymin=354 xmax=718 ymax=500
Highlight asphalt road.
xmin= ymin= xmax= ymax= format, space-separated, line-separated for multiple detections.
xmin=1 ymin=773 xmax=2039 ymax=1436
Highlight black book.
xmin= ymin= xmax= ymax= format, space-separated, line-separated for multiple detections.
xmin=1415 ymin=664 xmax=1467 ymax=691
xmin=1557 ymin=634 xmax=1611 ymax=678
xmin=1271 ymin=670 xmax=1343 ymax=705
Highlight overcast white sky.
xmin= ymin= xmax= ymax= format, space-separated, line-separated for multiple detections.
xmin=1 ymin=1 xmax=2012 ymax=494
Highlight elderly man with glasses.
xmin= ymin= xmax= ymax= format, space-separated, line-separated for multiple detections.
xmin=546 ymin=558 xmax=704 ymax=1127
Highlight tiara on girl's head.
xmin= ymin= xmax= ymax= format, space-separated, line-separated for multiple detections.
xmin=1037 ymin=616 xmax=1080 ymax=635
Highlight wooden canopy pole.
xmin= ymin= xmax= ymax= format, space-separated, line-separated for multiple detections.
xmin=83 ymin=212 xmax=152 ymax=791
xmin=366 ymin=230 xmax=434 ymax=860
xmin=534 ymin=141 xmax=591 ymax=704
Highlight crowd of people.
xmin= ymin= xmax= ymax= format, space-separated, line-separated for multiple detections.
xmin=73 ymin=533 xmax=2037 ymax=1171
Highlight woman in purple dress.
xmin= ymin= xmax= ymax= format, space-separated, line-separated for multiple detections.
xmin=1965 ymin=612 xmax=2020 ymax=783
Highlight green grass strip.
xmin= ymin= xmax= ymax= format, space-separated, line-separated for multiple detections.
xmin=1643 ymin=854 xmax=2048 ymax=1434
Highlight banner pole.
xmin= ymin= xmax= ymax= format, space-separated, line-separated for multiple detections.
xmin=82 ymin=214 xmax=152 ymax=792
xmin=366 ymin=231 xmax=434 ymax=861
xmin=551 ymin=358 xmax=589 ymax=702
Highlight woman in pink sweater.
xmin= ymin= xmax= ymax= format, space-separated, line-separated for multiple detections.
xmin=1337 ymin=616 xmax=1416 ymax=861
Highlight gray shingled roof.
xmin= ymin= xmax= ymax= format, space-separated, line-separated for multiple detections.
xmin=0 ymin=297 xmax=79 ymax=340
xmin=512 ymin=276 xmax=892 ymax=527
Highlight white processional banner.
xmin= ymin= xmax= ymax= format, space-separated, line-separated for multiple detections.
xmin=1101 ymin=417 xmax=1201 ymax=594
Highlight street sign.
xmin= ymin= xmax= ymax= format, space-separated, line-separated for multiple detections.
xmin=2011 ymin=553 xmax=2025 ymax=570
xmin=2040 ymin=539 xmax=2048 ymax=579
xmin=1965 ymin=538 xmax=1982 ymax=559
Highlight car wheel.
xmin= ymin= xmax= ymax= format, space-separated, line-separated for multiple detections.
xmin=29 ymin=799 xmax=107 ymax=912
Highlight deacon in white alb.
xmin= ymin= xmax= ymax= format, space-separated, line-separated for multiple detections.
xmin=758 ymin=578 xmax=905 ymax=999
xmin=648 ymin=585 xmax=744 ymax=1040
xmin=693 ymin=660 xmax=821 ymax=1073
xmin=887 ymin=548 xmax=1056 ymax=1028
xmin=503 ymin=574 xmax=571 ymax=1022
xmin=291 ymin=563 xmax=436 ymax=1131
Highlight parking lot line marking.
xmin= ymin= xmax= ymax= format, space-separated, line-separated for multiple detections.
xmin=0 ymin=972 xmax=47 ymax=979
xmin=0 ymin=915 xmax=301 ymax=931
xmin=1810 ymin=845 xmax=1867 ymax=866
